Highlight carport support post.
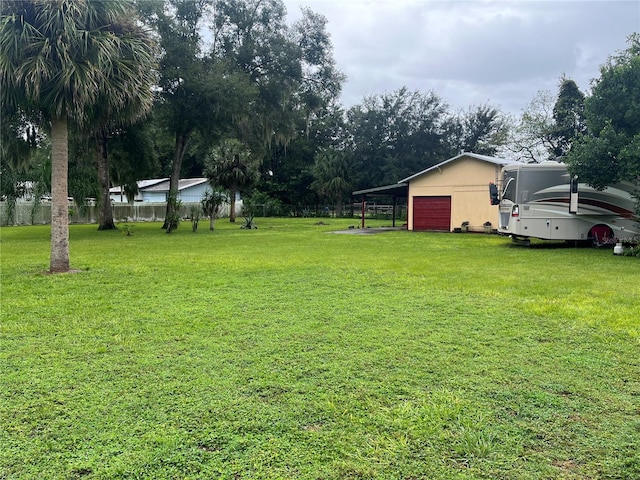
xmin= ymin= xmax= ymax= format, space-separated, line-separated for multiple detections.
xmin=361 ymin=195 xmax=366 ymax=229
xmin=392 ymin=196 xmax=397 ymax=227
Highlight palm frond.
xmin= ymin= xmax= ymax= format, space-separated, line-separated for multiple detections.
xmin=1 ymin=0 xmax=155 ymax=126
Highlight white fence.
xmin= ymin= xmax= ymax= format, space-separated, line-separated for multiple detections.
xmin=0 ymin=202 xmax=238 ymax=226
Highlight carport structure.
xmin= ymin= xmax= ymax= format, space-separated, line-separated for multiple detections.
xmin=352 ymin=183 xmax=408 ymax=229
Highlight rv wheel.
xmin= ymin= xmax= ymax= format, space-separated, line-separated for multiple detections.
xmin=588 ymin=225 xmax=614 ymax=247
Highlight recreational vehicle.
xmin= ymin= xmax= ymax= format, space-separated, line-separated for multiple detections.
xmin=489 ymin=162 xmax=638 ymax=245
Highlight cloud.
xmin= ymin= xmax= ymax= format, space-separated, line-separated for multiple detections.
xmin=285 ymin=0 xmax=640 ymax=114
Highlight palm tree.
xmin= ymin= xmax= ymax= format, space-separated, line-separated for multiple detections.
xmin=311 ymin=149 xmax=353 ymax=217
xmin=0 ymin=0 xmax=155 ymax=272
xmin=204 ymin=139 xmax=260 ymax=223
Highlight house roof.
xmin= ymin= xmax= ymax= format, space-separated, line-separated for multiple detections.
xmin=398 ymin=152 xmax=518 ymax=183
xmin=138 ymin=178 xmax=169 ymax=189
xmin=142 ymin=177 xmax=209 ymax=192
xmin=110 ymin=178 xmax=168 ymax=193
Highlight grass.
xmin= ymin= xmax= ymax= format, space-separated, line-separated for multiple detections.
xmin=1 ymin=218 xmax=638 ymax=479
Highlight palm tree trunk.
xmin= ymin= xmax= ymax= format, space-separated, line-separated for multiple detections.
xmin=50 ymin=118 xmax=70 ymax=273
xmin=96 ymin=129 xmax=116 ymax=230
xmin=163 ymin=132 xmax=190 ymax=230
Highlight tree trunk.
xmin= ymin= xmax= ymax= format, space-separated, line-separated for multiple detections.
xmin=163 ymin=132 xmax=190 ymax=230
xmin=96 ymin=128 xmax=116 ymax=230
xmin=229 ymin=187 xmax=237 ymax=222
xmin=50 ymin=118 xmax=70 ymax=273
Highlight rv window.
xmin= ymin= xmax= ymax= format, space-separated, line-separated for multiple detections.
xmin=502 ymin=171 xmax=517 ymax=202
xmin=519 ymin=169 xmax=567 ymax=203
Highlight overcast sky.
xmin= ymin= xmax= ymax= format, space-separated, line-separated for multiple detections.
xmin=283 ymin=0 xmax=640 ymax=116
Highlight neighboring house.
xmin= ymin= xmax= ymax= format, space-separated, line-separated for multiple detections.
xmin=139 ymin=178 xmax=211 ymax=203
xmin=399 ymin=152 xmax=517 ymax=232
xmin=110 ymin=178 xmax=166 ymax=203
xmin=110 ymin=178 xmax=212 ymax=203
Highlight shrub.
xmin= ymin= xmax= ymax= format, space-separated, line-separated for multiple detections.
xmin=243 ymin=191 xmax=283 ymax=217
xmin=623 ymin=243 xmax=640 ymax=257
xmin=165 ymin=195 xmax=182 ymax=234
xmin=201 ymin=190 xmax=225 ymax=230
xmin=189 ymin=205 xmax=202 ymax=232
xmin=240 ymin=215 xmax=257 ymax=229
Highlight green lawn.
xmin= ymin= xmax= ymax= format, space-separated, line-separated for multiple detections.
xmin=1 ymin=219 xmax=638 ymax=479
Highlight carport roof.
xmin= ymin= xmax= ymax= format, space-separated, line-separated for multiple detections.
xmin=352 ymin=183 xmax=408 ymax=197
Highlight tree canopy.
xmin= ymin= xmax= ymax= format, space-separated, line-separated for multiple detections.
xmin=550 ymin=77 xmax=586 ymax=159
xmin=447 ymin=104 xmax=510 ymax=157
xmin=566 ymin=34 xmax=640 ymax=189
xmin=346 ymin=88 xmax=451 ymax=188
xmin=507 ymin=76 xmax=586 ymax=163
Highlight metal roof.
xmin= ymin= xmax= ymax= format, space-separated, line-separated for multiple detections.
xmin=138 ymin=178 xmax=169 ymax=189
xmin=352 ymin=183 xmax=408 ymax=197
xmin=139 ymin=178 xmax=209 ymax=192
xmin=398 ymin=152 xmax=518 ymax=183
xmin=109 ymin=178 xmax=169 ymax=193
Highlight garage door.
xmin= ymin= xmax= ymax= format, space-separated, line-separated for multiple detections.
xmin=413 ymin=196 xmax=451 ymax=231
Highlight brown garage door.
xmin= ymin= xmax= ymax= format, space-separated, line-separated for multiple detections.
xmin=413 ymin=196 xmax=451 ymax=231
